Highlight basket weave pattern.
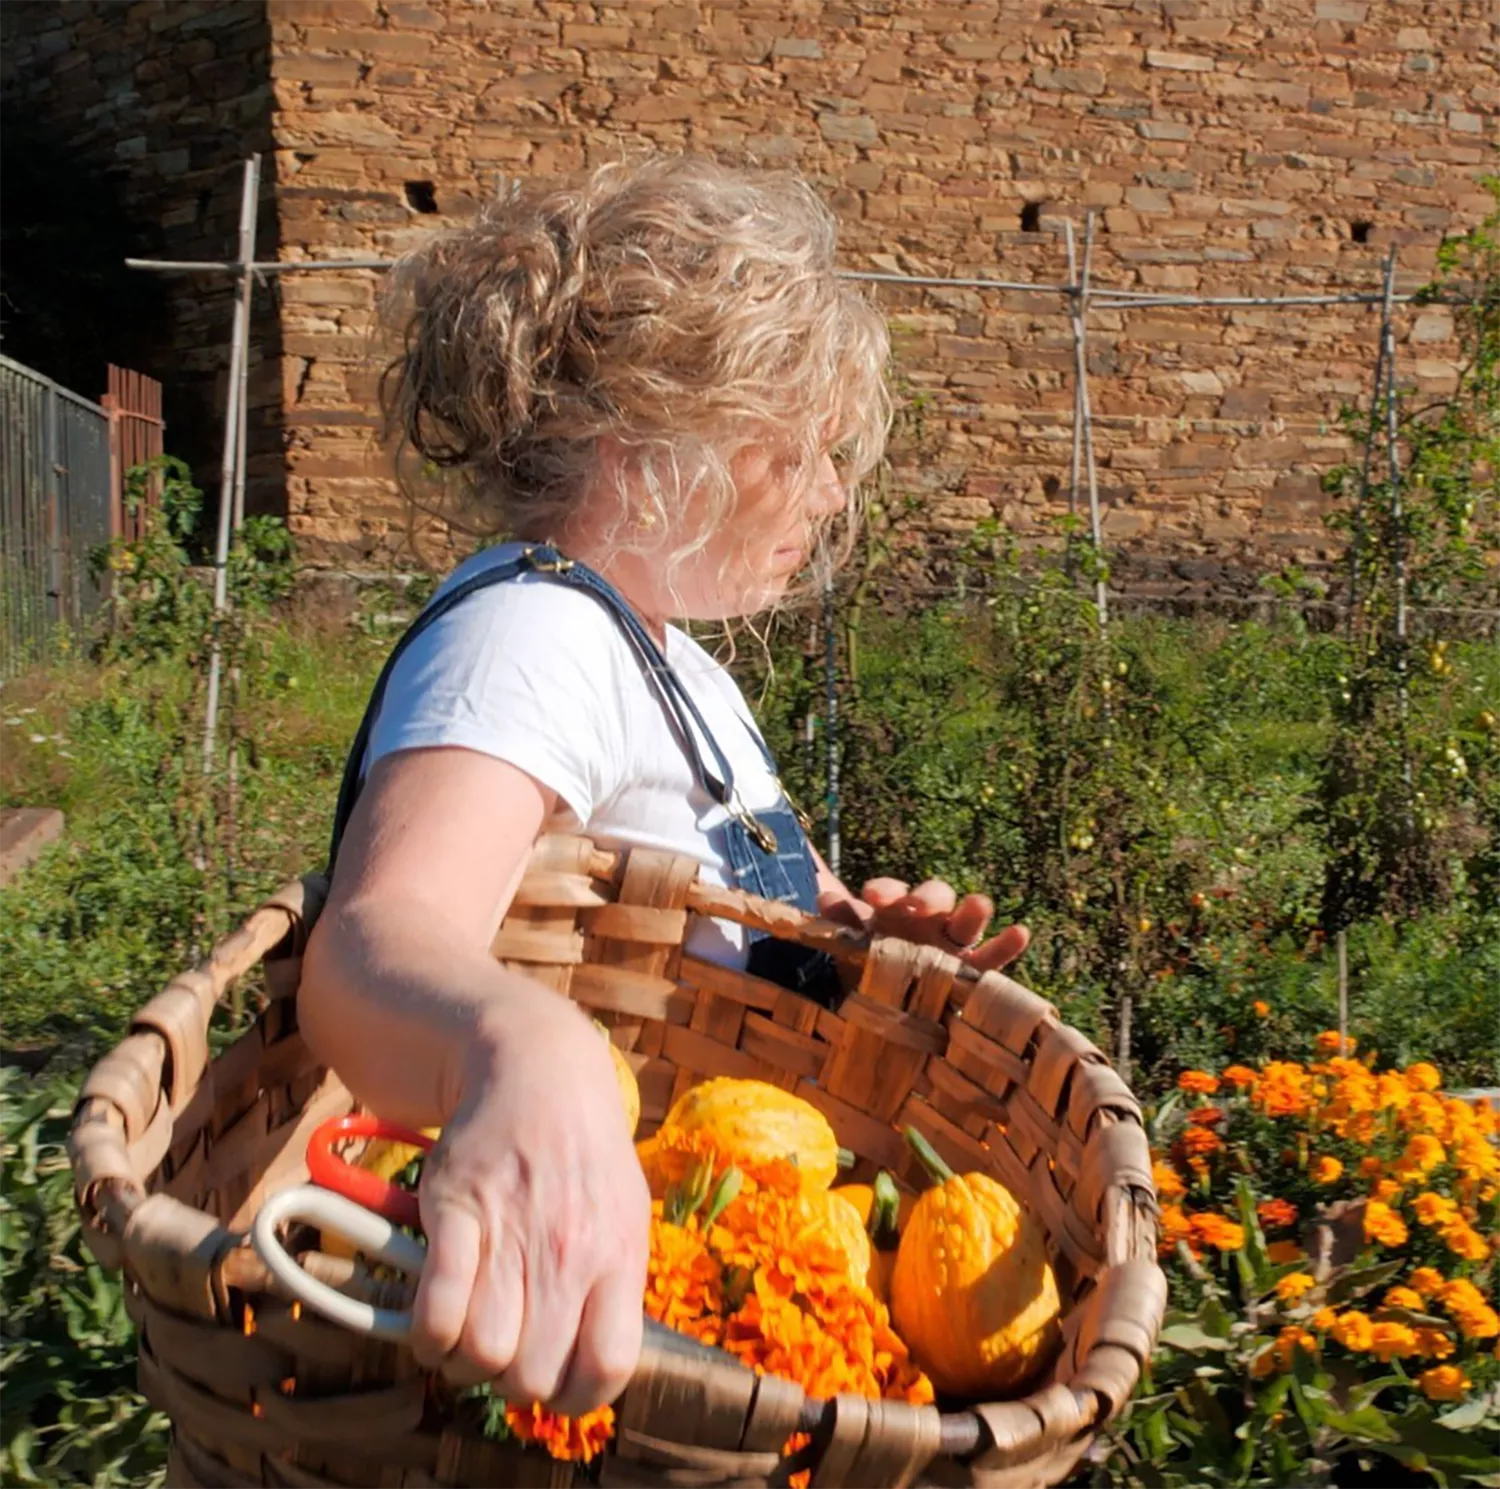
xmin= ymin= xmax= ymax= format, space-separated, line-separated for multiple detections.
xmin=69 ymin=835 xmax=1165 ymax=1488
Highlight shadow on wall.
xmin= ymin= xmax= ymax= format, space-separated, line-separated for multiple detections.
xmin=0 ymin=111 xmax=167 ymax=402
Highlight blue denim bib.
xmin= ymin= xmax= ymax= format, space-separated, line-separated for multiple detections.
xmin=329 ymin=544 xmax=842 ymax=1007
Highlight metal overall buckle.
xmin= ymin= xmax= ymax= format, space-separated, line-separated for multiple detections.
xmin=731 ymin=796 xmax=779 ymax=855
xmin=520 ymin=544 xmax=575 ymax=575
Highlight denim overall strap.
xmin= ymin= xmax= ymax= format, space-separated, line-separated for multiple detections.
xmin=329 ymin=544 xmax=776 ymax=872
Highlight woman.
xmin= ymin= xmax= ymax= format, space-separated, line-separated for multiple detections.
xmin=300 ymin=153 xmax=1029 ymax=1420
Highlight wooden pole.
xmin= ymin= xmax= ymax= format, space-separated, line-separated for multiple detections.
xmin=1337 ymin=928 xmax=1349 ymax=1051
xmin=202 ymin=155 xmax=260 ymax=776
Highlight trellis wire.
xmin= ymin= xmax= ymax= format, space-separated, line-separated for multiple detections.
xmin=128 ymin=158 xmax=1479 ymax=901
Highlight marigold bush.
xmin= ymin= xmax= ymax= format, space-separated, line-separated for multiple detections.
xmin=1101 ymin=1036 xmax=1500 ymax=1487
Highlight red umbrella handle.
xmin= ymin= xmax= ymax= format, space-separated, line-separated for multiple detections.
xmin=306 ymin=1113 xmax=434 ymax=1229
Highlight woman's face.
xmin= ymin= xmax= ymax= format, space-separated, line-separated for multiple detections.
xmin=586 ymin=437 xmax=848 ymax=626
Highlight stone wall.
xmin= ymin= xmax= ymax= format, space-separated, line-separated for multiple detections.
xmin=0 ymin=1 xmax=282 ymax=520
xmin=264 ymin=0 xmax=1497 ymax=589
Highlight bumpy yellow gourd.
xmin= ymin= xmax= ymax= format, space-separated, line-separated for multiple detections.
xmin=659 ymin=1077 xmax=840 ymax=1192
xmin=890 ymin=1130 xmax=1062 ymax=1398
xmin=812 ymin=1189 xmax=873 ymax=1286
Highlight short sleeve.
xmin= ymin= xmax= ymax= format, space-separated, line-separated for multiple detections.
xmin=365 ymin=576 xmax=626 ymax=828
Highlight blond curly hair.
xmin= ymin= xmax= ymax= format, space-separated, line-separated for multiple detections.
xmin=379 ymin=153 xmax=891 ymax=597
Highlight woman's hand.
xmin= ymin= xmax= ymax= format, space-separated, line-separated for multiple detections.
xmin=411 ymin=996 xmax=650 ymax=1414
xmin=818 ymin=870 xmax=1030 ymax=973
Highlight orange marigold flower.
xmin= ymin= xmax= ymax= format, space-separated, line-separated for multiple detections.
xmin=1376 ymin=1072 xmax=1414 ymax=1114
xmin=1311 ymin=1306 xmax=1339 ymax=1332
xmin=1331 ymin=1310 xmax=1374 ymax=1352
xmin=1382 ymin=1286 xmax=1424 ymax=1312
xmin=1405 ymin=1062 xmax=1441 ymax=1092
xmin=1369 ymin=1321 xmax=1420 ymax=1361
xmin=1408 ymin=1267 xmax=1445 ymax=1299
xmin=1413 ymin=1327 xmax=1455 ymax=1360
xmin=1439 ymin=1278 xmax=1487 ymax=1312
xmin=1180 ymin=1126 xmax=1224 ymax=1158
xmin=1188 ymin=1212 xmax=1245 ymax=1252
xmin=1267 ymin=1241 xmax=1304 ymax=1265
xmin=1152 ymin=1160 xmax=1186 ymax=1200
xmin=1257 ymin=1198 xmax=1298 ymax=1229
xmin=1401 ymin=1135 xmax=1446 ymax=1175
xmin=1311 ymin=1156 xmax=1344 ymax=1185
xmin=1413 ymin=1191 xmax=1458 ymax=1227
xmin=1255 ymin=1062 xmax=1312 ymax=1119
xmin=1454 ymin=1302 xmax=1500 ymax=1341
xmin=1371 ymin=1178 xmax=1402 ymax=1203
xmin=1357 ymin=1156 xmax=1384 ymax=1179
xmin=1276 ymin=1272 xmax=1316 ymax=1303
xmin=1419 ymin=1365 xmax=1471 ymax=1402
xmin=505 ymin=1403 xmax=616 ymax=1463
xmin=1440 ymin=1220 xmax=1491 ymax=1263
xmin=1363 ymin=1200 xmax=1409 ymax=1249
xmin=1223 ymin=1064 xmax=1258 ymax=1088
xmin=1187 ymin=1105 xmax=1225 ymax=1126
xmin=1252 ymin=1001 xmax=1270 ymax=1018
xmin=1159 ymin=1202 xmax=1193 ymax=1250
xmin=1178 ymin=1070 xmax=1221 ymax=1096
xmin=1316 ymin=1030 xmax=1355 ymax=1055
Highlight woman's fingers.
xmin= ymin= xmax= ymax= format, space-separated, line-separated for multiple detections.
xmin=963 ymin=922 xmax=1032 ymax=972
xmin=550 ymin=1264 xmax=647 ymax=1418
xmin=942 ymin=892 xmax=993 ymax=949
xmin=411 ymin=1199 xmax=483 ymax=1370
xmin=859 ymin=876 xmax=909 ymax=908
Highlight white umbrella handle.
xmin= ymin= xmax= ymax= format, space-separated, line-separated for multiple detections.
xmin=252 ymin=1184 xmax=427 ymax=1341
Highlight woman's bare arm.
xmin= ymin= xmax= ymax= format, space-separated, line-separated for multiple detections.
xmin=299 ymin=747 xmax=649 ymax=1417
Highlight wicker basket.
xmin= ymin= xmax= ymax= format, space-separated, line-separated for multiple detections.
xmin=69 ymin=833 xmax=1165 ymax=1489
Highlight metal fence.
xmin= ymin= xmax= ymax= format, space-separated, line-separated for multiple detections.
xmin=0 ymin=355 xmax=163 ymax=680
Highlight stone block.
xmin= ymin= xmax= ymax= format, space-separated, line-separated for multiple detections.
xmin=1145 ymin=49 xmax=1215 ymax=72
xmin=772 ymin=37 xmax=822 ymax=59
xmin=818 ymin=112 xmax=879 ymax=145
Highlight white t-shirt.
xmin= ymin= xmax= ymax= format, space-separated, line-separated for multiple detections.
xmin=365 ymin=543 xmax=785 ymax=966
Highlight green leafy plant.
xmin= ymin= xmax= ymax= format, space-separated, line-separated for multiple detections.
xmin=0 ymin=1070 xmax=168 ymax=1488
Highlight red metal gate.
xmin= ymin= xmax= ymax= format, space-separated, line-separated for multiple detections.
xmin=101 ymin=364 xmax=164 ymax=541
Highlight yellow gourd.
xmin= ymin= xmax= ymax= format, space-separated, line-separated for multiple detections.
xmin=811 ymin=1188 xmax=873 ymax=1287
xmin=595 ymin=1020 xmax=640 ymax=1137
xmin=834 ymin=1171 xmax=911 ymax=1304
xmin=322 ymin=1127 xmax=438 ymax=1260
xmin=659 ymin=1077 xmax=841 ymax=1192
xmin=890 ymin=1128 xmax=1062 ymax=1398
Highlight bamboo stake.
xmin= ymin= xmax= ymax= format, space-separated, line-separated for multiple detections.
xmin=1337 ymin=929 xmax=1349 ymax=1050
xmin=1075 ymin=212 xmax=1108 ymax=630
xmin=201 ymin=155 xmax=260 ymax=776
xmin=1346 ymin=254 xmax=1395 ymax=642
xmin=1064 ymin=220 xmax=1083 ymax=527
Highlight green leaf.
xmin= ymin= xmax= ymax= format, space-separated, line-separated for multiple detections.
xmin=1435 ymin=1397 xmax=1495 ymax=1432
xmin=1158 ymin=1323 xmax=1232 ymax=1353
xmin=1322 ymin=1404 xmax=1400 ymax=1444
xmin=1327 ymin=1258 xmax=1406 ymax=1305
